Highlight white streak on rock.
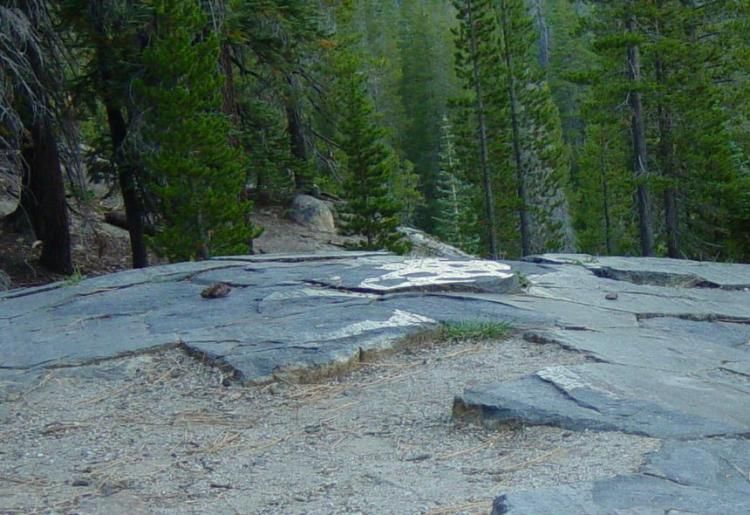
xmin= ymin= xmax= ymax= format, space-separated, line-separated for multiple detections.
xmin=538 ymin=366 xmax=591 ymax=390
xmin=327 ymin=309 xmax=436 ymax=340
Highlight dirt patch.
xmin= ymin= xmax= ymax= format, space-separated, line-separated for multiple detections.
xmin=0 ymin=336 xmax=659 ymax=514
xmin=251 ymin=206 xmax=358 ymax=255
xmin=0 ymin=192 xmax=355 ymax=290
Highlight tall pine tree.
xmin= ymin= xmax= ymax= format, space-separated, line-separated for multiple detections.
xmin=335 ymin=56 xmax=408 ymax=252
xmin=136 ymin=0 xmax=259 ymax=261
xmin=433 ymin=114 xmax=481 ymax=253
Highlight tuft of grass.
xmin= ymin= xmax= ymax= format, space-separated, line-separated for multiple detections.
xmin=438 ymin=320 xmax=512 ymax=343
xmin=516 ymin=272 xmax=531 ymax=289
xmin=63 ymin=267 xmax=86 ymax=286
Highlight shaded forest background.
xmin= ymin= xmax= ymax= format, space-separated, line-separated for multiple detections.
xmin=1 ymin=0 xmax=749 ymax=277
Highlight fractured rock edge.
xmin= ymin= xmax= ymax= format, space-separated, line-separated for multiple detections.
xmin=2 ymin=253 xmax=527 ymax=385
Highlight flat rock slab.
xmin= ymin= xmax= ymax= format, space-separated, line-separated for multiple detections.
xmin=525 ymin=253 xmax=750 ymax=289
xmin=458 ymin=254 xmax=750 ymax=440
xmin=4 ymin=252 xmax=750 ymax=513
xmin=451 ymin=254 xmax=750 ymax=514
xmin=0 ymin=253 xmax=526 ymax=383
xmin=492 ymin=438 xmax=750 ymax=515
xmin=456 ymin=362 xmax=749 ymax=439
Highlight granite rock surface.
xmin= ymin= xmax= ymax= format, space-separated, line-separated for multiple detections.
xmin=3 ymin=252 xmax=749 ymax=513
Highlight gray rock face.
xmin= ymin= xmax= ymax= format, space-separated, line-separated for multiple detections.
xmin=288 ymin=194 xmax=336 ymax=233
xmin=448 ymin=254 xmax=750 ymax=514
xmin=0 ymin=253 xmax=524 ymax=384
xmin=3 ymin=252 xmax=750 ymax=513
xmin=0 ymin=269 xmax=9 ymax=291
xmin=492 ymin=439 xmax=750 ymax=515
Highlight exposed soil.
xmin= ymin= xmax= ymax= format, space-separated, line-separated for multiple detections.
xmin=0 ymin=335 xmax=658 ymax=515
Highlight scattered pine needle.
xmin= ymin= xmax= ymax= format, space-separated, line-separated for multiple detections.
xmin=441 ymin=346 xmax=485 ymax=360
xmin=436 ymin=436 xmax=500 ymax=461
xmin=77 ymin=367 xmax=175 ymax=406
xmin=0 ymin=475 xmax=49 ymax=487
xmin=425 ymin=500 xmax=489 ymax=515
xmin=495 ymin=447 xmax=568 ymax=474
xmin=187 ymin=431 xmax=243 ymax=454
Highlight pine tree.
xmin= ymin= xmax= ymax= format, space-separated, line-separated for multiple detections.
xmin=136 ymin=0 xmax=259 ymax=261
xmin=574 ymin=120 xmax=638 ymax=255
xmin=336 ymin=60 xmax=407 ymax=252
xmin=495 ymin=0 xmax=573 ymax=255
xmin=451 ymin=0 xmax=573 ymax=257
xmin=60 ymin=0 xmax=153 ymax=267
xmin=397 ymin=0 xmax=447 ymax=231
xmin=577 ymin=0 xmax=750 ymax=260
xmin=433 ymin=114 xmax=481 ymax=253
xmin=390 ymin=158 xmax=423 ymax=227
xmin=452 ymin=0 xmax=504 ymax=257
xmin=1 ymin=1 xmax=73 ymax=274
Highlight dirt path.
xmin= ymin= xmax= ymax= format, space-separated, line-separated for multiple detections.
xmin=0 ymin=335 xmax=658 ymax=515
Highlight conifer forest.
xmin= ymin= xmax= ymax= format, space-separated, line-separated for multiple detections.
xmin=2 ymin=0 xmax=749 ymax=275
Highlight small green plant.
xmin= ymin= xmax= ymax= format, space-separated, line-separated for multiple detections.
xmin=63 ymin=267 xmax=86 ymax=286
xmin=516 ymin=272 xmax=531 ymax=289
xmin=438 ymin=320 xmax=512 ymax=342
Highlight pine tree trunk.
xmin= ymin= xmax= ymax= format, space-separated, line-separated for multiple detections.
xmin=105 ymin=104 xmax=149 ymax=269
xmin=466 ymin=0 xmax=499 ymax=258
xmin=9 ymin=119 xmax=73 ymax=274
xmin=656 ymin=56 xmax=680 ymax=258
xmin=286 ymin=74 xmax=312 ymax=193
xmin=596 ymin=132 xmax=613 ymax=255
xmin=531 ymin=0 xmax=550 ymax=69
xmin=92 ymin=17 xmax=149 ymax=269
xmin=499 ymin=0 xmax=532 ymax=256
xmin=626 ymin=14 xmax=655 ymax=257
xmin=220 ymin=42 xmax=240 ymax=147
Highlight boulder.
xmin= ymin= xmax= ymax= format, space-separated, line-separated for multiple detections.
xmin=288 ymin=194 xmax=336 ymax=233
xmin=398 ymin=226 xmax=473 ymax=259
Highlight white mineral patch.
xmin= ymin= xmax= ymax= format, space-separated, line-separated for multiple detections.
xmin=538 ymin=366 xmax=619 ymax=398
xmin=263 ymin=288 xmax=376 ymax=301
xmin=327 ymin=309 xmax=436 ymax=340
xmin=537 ymin=366 xmax=591 ymax=390
xmin=359 ymin=258 xmax=512 ymax=292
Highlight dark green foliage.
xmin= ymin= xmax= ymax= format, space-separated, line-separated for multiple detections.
xmin=574 ymin=122 xmax=639 ymax=255
xmin=451 ymin=0 xmax=505 ymax=257
xmin=450 ymin=0 xmax=572 ymax=257
xmin=337 ymin=64 xmax=408 ymax=253
xmin=5 ymin=0 xmax=750 ymax=276
xmin=136 ymin=0 xmax=259 ymax=261
xmin=573 ymin=0 xmax=750 ymax=260
xmin=397 ymin=0 xmax=448 ymax=230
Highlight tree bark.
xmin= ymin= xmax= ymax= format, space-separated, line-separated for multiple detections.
xmin=466 ymin=0 xmax=499 ymax=258
xmin=220 ymin=42 xmax=240 ymax=147
xmin=286 ymin=74 xmax=312 ymax=193
xmin=9 ymin=119 xmax=73 ymax=274
xmin=655 ymin=55 xmax=680 ymax=258
xmin=105 ymin=104 xmax=149 ymax=268
xmin=531 ymin=0 xmax=550 ymax=69
xmin=626 ymin=13 xmax=655 ymax=257
xmin=499 ymin=0 xmax=532 ymax=256
xmin=105 ymin=210 xmax=156 ymax=235
xmin=598 ymin=135 xmax=613 ymax=255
